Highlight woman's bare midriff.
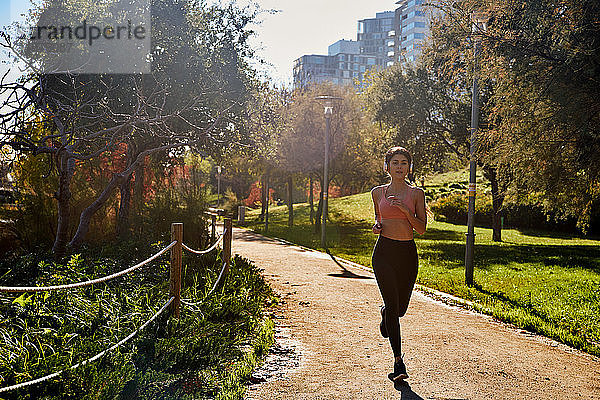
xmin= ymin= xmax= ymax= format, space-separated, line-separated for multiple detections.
xmin=380 ymin=218 xmax=414 ymax=241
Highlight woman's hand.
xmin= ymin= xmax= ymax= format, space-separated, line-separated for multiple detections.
xmin=372 ymin=221 xmax=382 ymax=235
xmin=387 ymin=196 xmax=410 ymax=216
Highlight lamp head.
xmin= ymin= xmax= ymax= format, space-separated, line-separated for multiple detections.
xmin=471 ymin=11 xmax=489 ymax=33
xmin=314 ymin=95 xmax=342 ymax=115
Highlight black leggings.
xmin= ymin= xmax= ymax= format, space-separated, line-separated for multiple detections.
xmin=372 ymin=236 xmax=418 ymax=357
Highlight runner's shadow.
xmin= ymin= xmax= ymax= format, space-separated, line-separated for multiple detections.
xmin=328 ymin=268 xmax=372 ymax=279
xmin=393 ymin=380 xmax=425 ymax=399
xmin=325 ymin=249 xmax=372 ymax=279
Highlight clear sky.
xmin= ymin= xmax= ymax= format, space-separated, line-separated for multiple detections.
xmin=250 ymin=0 xmax=399 ymax=86
xmin=0 ymin=0 xmax=400 ymax=85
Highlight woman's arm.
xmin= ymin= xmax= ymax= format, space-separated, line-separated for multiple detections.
xmin=408 ymin=188 xmax=427 ymax=235
xmin=371 ymin=187 xmax=382 ymax=235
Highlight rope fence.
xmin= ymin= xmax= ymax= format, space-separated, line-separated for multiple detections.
xmin=0 ymin=241 xmax=177 ymax=293
xmin=182 ymin=230 xmax=224 ymax=255
xmin=0 ymin=296 xmax=175 ymax=394
xmin=0 ymin=212 xmax=233 ymax=394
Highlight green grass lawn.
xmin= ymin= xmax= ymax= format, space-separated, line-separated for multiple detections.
xmin=244 ymin=192 xmax=600 ymax=357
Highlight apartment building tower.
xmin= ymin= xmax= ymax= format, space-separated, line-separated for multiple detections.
xmin=293 ymin=2 xmax=432 ymax=88
xmin=394 ymin=0 xmax=430 ymax=64
xmin=293 ymin=38 xmax=386 ymax=88
xmin=357 ymin=11 xmax=395 ymax=66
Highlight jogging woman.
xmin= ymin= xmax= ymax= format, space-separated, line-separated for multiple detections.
xmin=371 ymin=146 xmax=427 ymax=382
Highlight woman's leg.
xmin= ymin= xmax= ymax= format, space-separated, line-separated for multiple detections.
xmin=385 ymin=309 xmax=402 ymax=358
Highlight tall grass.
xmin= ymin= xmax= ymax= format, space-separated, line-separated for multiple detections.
xmin=246 ymin=192 xmax=600 ymax=357
xmin=0 ymin=242 xmax=277 ymax=399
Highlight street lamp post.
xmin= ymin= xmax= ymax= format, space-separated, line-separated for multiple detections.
xmin=315 ymin=95 xmax=341 ymax=248
xmin=217 ymin=165 xmax=222 ymax=208
xmin=465 ymin=12 xmax=488 ymax=286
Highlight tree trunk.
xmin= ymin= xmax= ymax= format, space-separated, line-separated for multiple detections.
xmin=408 ymin=158 xmax=416 ymax=184
xmin=287 ymin=175 xmax=294 ymax=227
xmin=264 ymin=173 xmax=269 ymax=232
xmin=70 ymin=172 xmax=127 ymax=250
xmin=132 ymin=154 xmax=145 ymax=236
xmin=116 ymin=173 xmax=132 ymax=238
xmin=484 ymin=166 xmax=504 ymax=242
xmin=309 ymin=175 xmax=314 ymax=225
xmin=52 ymin=151 xmax=75 ymax=259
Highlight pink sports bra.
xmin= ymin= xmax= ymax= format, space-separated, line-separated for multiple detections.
xmin=378 ymin=186 xmax=415 ymax=220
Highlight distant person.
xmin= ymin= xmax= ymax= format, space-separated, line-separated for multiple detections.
xmin=370 ymin=146 xmax=427 ymax=382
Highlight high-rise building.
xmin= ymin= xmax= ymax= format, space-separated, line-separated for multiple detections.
xmin=292 ymin=4 xmax=433 ymax=88
xmin=293 ymin=54 xmax=338 ymax=88
xmin=293 ymin=39 xmax=385 ymax=88
xmin=357 ymin=11 xmax=395 ymax=65
xmin=394 ymin=0 xmax=431 ymax=64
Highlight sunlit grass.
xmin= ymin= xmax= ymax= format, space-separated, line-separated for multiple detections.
xmin=245 ymin=192 xmax=600 ymax=356
xmin=0 ymin=246 xmax=276 ymax=399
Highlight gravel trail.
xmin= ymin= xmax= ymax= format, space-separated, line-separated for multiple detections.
xmin=234 ymin=228 xmax=599 ymax=400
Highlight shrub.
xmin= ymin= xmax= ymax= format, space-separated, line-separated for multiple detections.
xmin=430 ymin=192 xmax=493 ymax=226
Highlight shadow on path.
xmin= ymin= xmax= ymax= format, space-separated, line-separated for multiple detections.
xmin=394 ymin=380 xmax=468 ymax=400
xmin=325 ymin=248 xmax=373 ymax=280
xmin=327 ymin=269 xmax=372 ymax=279
xmin=393 ymin=381 xmax=425 ymax=399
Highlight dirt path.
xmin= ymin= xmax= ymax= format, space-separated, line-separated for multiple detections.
xmin=234 ymin=228 xmax=600 ymax=400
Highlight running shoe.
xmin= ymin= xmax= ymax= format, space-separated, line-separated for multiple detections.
xmin=388 ymin=358 xmax=409 ymax=381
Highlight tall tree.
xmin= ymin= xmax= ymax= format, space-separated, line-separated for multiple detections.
xmin=481 ymin=0 xmax=599 ymax=231
xmin=0 ymin=0 xmax=260 ymax=256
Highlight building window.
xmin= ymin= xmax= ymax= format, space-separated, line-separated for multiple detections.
xmin=414 ymin=33 xmax=424 ymax=39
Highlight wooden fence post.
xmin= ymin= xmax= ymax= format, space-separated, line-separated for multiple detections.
xmin=223 ymin=218 xmax=232 ymax=277
xmin=170 ymin=222 xmax=183 ymax=318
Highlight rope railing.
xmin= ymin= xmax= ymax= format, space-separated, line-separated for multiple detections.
xmin=0 ymin=241 xmax=177 ymax=293
xmin=180 ymin=260 xmax=228 ymax=308
xmin=0 ymin=216 xmax=234 ymax=394
xmin=182 ymin=229 xmax=224 ymax=255
xmin=178 ymin=219 xmax=232 ymax=309
xmin=206 ymin=261 xmax=229 ymax=298
xmin=0 ymin=296 xmax=175 ymax=394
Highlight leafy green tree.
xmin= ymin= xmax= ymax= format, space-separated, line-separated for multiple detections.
xmin=1 ymin=0 xmax=260 ymax=256
xmin=278 ymin=83 xmax=383 ymax=230
xmin=425 ymin=0 xmax=600 ymax=232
